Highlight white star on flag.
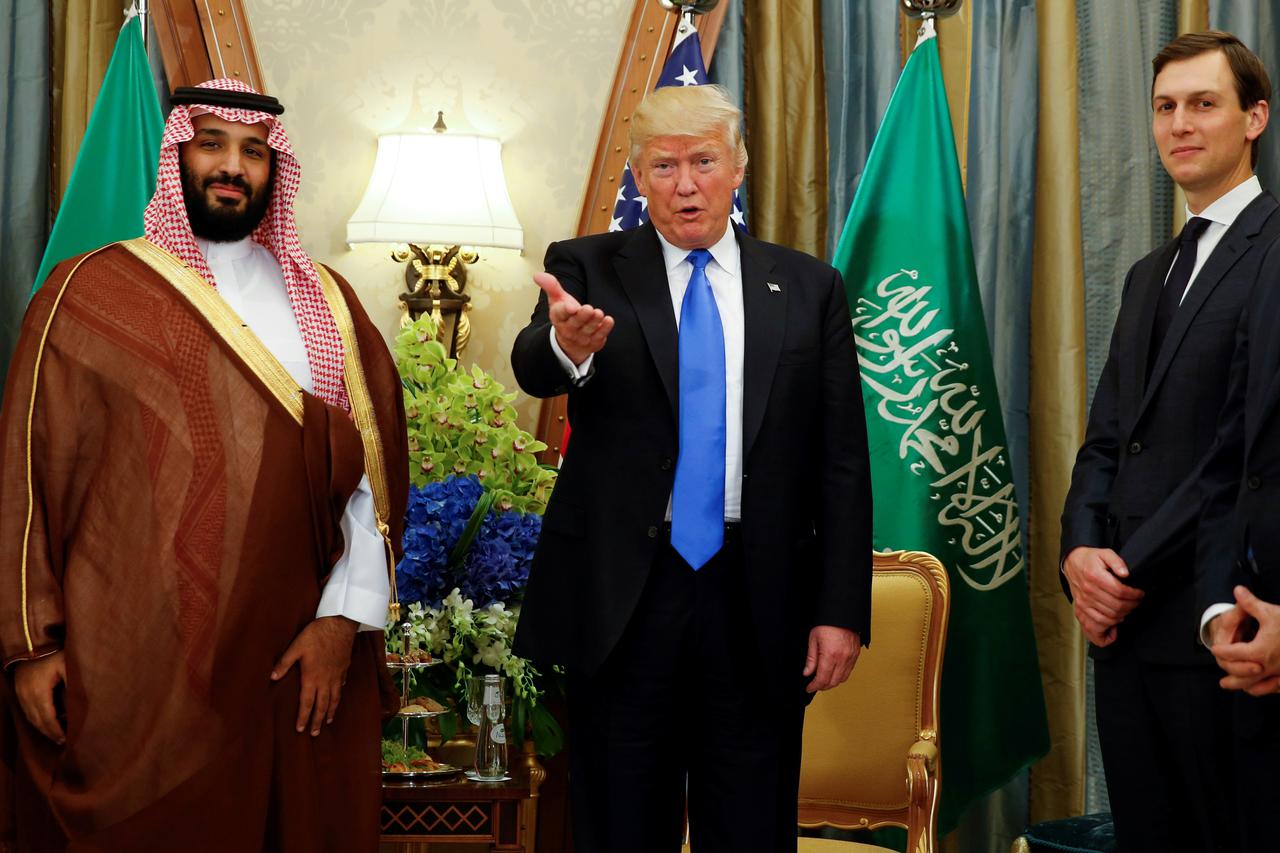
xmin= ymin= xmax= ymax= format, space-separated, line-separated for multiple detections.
xmin=675 ymin=65 xmax=700 ymax=86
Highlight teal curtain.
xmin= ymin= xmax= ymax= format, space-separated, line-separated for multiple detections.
xmin=1076 ymin=1 xmax=1177 ymax=399
xmin=710 ymin=0 xmax=747 ymax=222
xmin=819 ymin=0 xmax=900 ymax=260
xmin=1075 ymin=0 xmax=1178 ymax=814
xmin=966 ymin=0 xmax=1038 ymax=551
xmin=949 ymin=6 xmax=1042 ymax=850
xmin=1211 ymin=2 xmax=1280 ymax=196
xmin=0 ymin=3 xmax=50 ymax=384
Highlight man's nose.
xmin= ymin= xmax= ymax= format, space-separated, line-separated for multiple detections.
xmin=219 ymin=148 xmax=246 ymax=176
xmin=1170 ymin=105 xmax=1193 ymax=134
xmin=675 ymin=166 xmax=697 ymax=194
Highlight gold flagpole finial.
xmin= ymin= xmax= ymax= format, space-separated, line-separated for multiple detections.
xmin=900 ymin=0 xmax=962 ymax=19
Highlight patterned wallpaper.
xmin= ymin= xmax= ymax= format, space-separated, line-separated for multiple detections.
xmin=244 ymin=0 xmax=631 ymax=428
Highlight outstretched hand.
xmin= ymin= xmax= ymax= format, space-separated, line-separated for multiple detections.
xmin=536 ymin=271 xmax=614 ymax=366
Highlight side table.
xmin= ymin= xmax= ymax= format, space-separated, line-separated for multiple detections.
xmin=380 ymin=750 xmax=544 ymax=852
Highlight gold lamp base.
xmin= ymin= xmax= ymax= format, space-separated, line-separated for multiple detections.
xmin=395 ymin=243 xmax=475 ymax=358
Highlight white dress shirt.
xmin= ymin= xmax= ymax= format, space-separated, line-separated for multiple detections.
xmin=550 ymin=223 xmax=745 ymax=520
xmin=1167 ymin=174 xmax=1265 ymax=645
xmin=198 ymin=237 xmax=389 ymax=631
xmin=1168 ymin=175 xmax=1262 ymax=304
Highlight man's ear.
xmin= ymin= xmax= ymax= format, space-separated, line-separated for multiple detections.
xmin=1247 ymin=99 xmax=1269 ymax=141
xmin=633 ymin=165 xmax=648 ymax=198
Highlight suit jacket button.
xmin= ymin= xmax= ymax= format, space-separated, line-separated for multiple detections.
xmin=661 ymin=458 xmax=672 ymax=471
xmin=1128 ymin=441 xmax=1142 ymax=454
xmin=1248 ymin=475 xmax=1262 ymax=490
xmin=647 ymin=525 xmax=659 ymax=538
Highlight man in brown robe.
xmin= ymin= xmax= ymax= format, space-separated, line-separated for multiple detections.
xmin=0 ymin=79 xmax=406 ymax=851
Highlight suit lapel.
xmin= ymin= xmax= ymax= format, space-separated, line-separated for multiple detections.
xmin=738 ymin=228 xmax=784 ymax=461
xmin=1130 ymin=240 xmax=1177 ymax=405
xmin=1139 ymin=192 xmax=1280 ymax=419
xmin=614 ymin=223 xmax=679 ymax=416
xmin=1249 ymin=280 xmax=1280 ymax=452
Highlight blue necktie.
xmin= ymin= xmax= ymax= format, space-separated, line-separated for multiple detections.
xmin=671 ymin=248 xmax=725 ymax=570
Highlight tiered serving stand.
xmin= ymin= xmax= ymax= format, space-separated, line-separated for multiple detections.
xmin=383 ymin=623 xmax=463 ymax=780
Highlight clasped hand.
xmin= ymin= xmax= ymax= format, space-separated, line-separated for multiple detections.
xmin=1062 ymin=546 xmax=1144 ymax=646
xmin=271 ymin=615 xmax=360 ymax=736
xmin=1210 ymin=586 xmax=1280 ymax=696
xmin=536 ymin=271 xmax=614 ymax=365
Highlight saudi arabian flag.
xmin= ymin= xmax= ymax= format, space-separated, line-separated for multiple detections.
xmin=32 ymin=10 xmax=162 ymax=293
xmin=832 ymin=19 xmax=1048 ymax=833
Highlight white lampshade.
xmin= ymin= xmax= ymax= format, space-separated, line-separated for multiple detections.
xmin=346 ymin=132 xmax=523 ymax=251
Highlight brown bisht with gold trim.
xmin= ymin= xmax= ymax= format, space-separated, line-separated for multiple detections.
xmin=0 ymin=238 xmax=407 ymax=851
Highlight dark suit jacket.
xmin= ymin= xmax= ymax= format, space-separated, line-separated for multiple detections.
xmin=1060 ymin=191 xmax=1280 ymax=664
xmin=1195 ymin=235 xmax=1280 ymax=621
xmin=510 ymin=222 xmax=873 ymax=695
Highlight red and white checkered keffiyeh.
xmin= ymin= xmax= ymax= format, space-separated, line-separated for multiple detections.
xmin=143 ymin=78 xmax=349 ymax=411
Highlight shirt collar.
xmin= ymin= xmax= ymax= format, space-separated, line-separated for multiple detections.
xmin=195 ymin=235 xmax=257 ymax=263
xmin=1185 ymin=174 xmax=1263 ymax=229
xmin=654 ymin=222 xmax=740 ymax=277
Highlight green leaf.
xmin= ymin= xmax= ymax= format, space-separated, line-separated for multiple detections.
xmin=448 ymin=487 xmax=496 ymax=569
xmin=529 ymin=702 xmax=565 ymax=756
xmin=437 ymin=709 xmax=458 ymax=743
xmin=512 ymin=695 xmax=529 ymax=749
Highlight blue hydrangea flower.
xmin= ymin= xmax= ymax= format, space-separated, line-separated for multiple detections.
xmin=396 ymin=474 xmax=543 ymax=610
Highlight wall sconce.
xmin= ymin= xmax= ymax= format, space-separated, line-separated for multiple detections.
xmin=346 ymin=114 xmax=523 ymax=357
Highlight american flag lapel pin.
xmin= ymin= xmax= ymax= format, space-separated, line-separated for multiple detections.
xmin=767 ymin=282 xmax=781 ymax=293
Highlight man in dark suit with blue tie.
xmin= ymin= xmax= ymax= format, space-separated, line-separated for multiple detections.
xmin=510 ymin=84 xmax=873 ymax=853
xmin=1059 ymin=31 xmax=1278 ymax=853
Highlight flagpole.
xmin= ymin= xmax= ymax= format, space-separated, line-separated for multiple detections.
xmin=137 ymin=0 xmax=148 ymax=54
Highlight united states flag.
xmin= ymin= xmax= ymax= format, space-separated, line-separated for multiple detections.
xmin=608 ymin=17 xmax=746 ymax=233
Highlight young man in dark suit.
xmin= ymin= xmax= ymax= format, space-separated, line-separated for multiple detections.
xmin=1059 ymin=31 xmax=1277 ymax=853
xmin=1195 ymin=227 xmax=1280 ymax=853
xmin=510 ymin=84 xmax=872 ymax=853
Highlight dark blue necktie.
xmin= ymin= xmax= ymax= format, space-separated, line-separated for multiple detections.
xmin=1150 ymin=215 xmax=1211 ymax=373
xmin=671 ymin=248 xmax=725 ymax=570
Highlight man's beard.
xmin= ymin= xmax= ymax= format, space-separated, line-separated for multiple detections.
xmin=181 ymin=161 xmax=273 ymax=242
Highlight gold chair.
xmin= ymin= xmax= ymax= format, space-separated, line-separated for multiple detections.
xmin=796 ymin=549 xmax=949 ymax=853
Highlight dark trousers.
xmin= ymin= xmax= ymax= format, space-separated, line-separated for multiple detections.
xmin=567 ymin=530 xmax=806 ymax=853
xmin=1228 ymin=690 xmax=1280 ymax=852
xmin=1093 ymin=655 xmax=1238 ymax=853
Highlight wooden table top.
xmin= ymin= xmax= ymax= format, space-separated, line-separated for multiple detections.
xmin=382 ymin=764 xmax=534 ymax=802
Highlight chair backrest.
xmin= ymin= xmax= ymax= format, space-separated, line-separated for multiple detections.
xmin=798 ymin=550 xmax=949 ymax=852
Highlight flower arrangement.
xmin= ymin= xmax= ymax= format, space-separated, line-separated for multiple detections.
xmin=389 ymin=314 xmax=562 ymax=755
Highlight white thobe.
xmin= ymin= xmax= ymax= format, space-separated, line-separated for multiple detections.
xmin=197 ymin=237 xmax=389 ymax=631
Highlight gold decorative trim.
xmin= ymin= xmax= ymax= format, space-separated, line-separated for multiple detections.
xmin=876 ymin=548 xmax=950 ymax=606
xmin=314 ymin=264 xmax=399 ymax=614
xmin=20 ymin=249 xmax=108 ymax=652
xmin=119 ymin=238 xmax=304 ymax=425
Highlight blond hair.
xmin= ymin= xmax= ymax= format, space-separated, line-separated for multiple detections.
xmin=629 ymin=84 xmax=748 ymax=168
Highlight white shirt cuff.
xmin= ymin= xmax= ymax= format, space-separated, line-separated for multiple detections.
xmin=549 ymin=326 xmax=594 ymax=384
xmin=316 ymin=474 xmax=391 ymax=631
xmin=1199 ymin=603 xmax=1234 ymax=647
